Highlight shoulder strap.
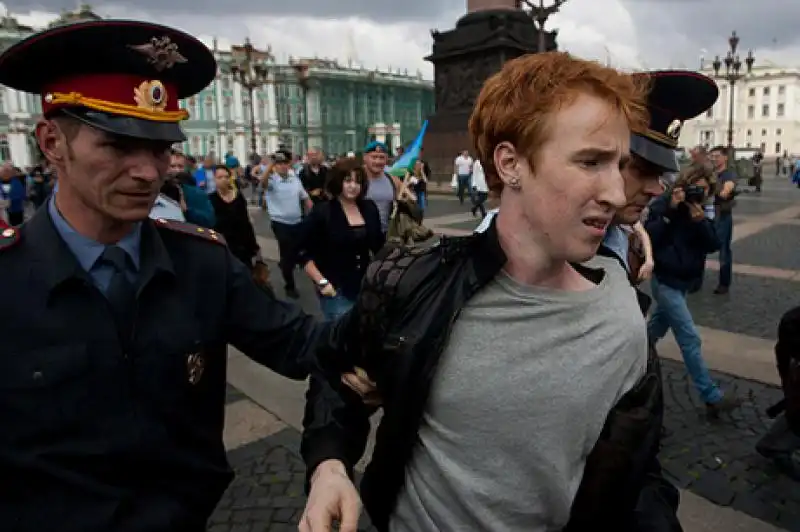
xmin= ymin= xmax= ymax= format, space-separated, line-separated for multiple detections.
xmin=0 ymin=225 xmax=20 ymax=251
xmin=152 ymin=217 xmax=227 ymax=245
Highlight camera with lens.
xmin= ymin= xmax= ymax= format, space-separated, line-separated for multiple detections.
xmin=684 ymin=184 xmax=706 ymax=204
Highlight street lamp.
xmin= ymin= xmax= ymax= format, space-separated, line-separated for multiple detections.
xmin=711 ymin=31 xmax=755 ymax=161
xmin=229 ymin=38 xmax=271 ymax=158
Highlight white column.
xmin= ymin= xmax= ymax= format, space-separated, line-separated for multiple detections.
xmin=233 ymin=83 xmax=244 ymax=123
xmin=8 ymin=130 xmax=31 ymax=167
xmin=235 ymin=134 xmax=247 ymax=161
xmin=374 ymin=123 xmax=386 ymax=143
xmin=267 ymin=135 xmax=278 ymax=155
xmin=266 ymin=77 xmax=278 ymax=126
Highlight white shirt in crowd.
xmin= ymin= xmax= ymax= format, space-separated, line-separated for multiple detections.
xmin=471 ymin=160 xmax=488 ymax=193
xmin=454 ymin=154 xmax=474 ymax=176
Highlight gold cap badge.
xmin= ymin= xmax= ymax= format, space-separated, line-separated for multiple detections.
xmin=666 ymin=119 xmax=683 ymax=140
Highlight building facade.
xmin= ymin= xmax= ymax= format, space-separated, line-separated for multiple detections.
xmin=0 ymin=6 xmax=434 ymax=166
xmin=679 ymin=62 xmax=800 ymax=156
xmin=285 ymin=58 xmax=434 ymax=157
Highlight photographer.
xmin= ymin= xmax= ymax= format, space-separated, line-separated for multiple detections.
xmin=646 ymin=164 xmax=741 ymax=417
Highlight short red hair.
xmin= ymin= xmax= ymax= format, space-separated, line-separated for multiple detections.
xmin=468 ymin=52 xmax=650 ymax=194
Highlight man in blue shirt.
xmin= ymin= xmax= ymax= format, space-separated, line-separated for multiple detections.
xmin=264 ymin=151 xmax=313 ymax=298
xmin=708 ymin=145 xmax=737 ymax=294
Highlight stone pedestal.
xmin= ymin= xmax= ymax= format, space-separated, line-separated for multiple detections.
xmin=423 ymin=8 xmax=557 ymax=179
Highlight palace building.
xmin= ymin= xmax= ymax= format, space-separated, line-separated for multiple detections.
xmin=680 ymin=61 xmax=800 ymax=156
xmin=0 ymin=5 xmax=434 ymax=166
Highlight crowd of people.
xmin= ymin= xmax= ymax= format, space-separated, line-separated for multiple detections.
xmin=5 ymin=16 xmax=800 ymax=532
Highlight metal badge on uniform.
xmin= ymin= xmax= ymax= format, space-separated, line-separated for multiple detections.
xmin=186 ymin=352 xmax=205 ymax=385
xmin=666 ymin=119 xmax=682 ymax=140
xmin=128 ymin=36 xmax=187 ymax=71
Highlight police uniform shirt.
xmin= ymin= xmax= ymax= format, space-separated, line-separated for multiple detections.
xmin=601 ymin=224 xmax=631 ymax=273
xmin=48 ymin=196 xmax=141 ymax=293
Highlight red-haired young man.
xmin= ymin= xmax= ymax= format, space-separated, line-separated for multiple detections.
xmin=300 ymin=52 xmax=680 ymax=532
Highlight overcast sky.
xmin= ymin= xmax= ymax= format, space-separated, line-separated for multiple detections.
xmin=3 ymin=0 xmax=799 ymax=77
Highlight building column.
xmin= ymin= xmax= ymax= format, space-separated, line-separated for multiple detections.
xmin=8 ymin=129 xmax=31 ymax=167
xmin=235 ymin=133 xmax=248 ymax=162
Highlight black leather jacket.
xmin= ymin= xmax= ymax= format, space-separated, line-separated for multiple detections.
xmin=303 ymin=218 xmax=682 ymax=532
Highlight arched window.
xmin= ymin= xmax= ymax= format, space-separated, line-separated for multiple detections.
xmin=226 ymin=135 xmax=234 ymax=153
xmin=191 ymin=136 xmax=200 ymax=154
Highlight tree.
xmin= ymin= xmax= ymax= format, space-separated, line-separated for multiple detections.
xmin=517 ymin=0 xmax=569 ymax=52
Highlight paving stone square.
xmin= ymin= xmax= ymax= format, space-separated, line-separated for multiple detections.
xmin=732 ymin=224 xmax=800 ymax=272
xmin=660 ymin=359 xmax=800 ymax=530
xmin=667 ymin=270 xmax=794 ymax=340
xmin=211 ymin=428 xmax=377 ymax=531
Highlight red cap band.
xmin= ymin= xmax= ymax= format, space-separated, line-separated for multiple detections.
xmin=41 ymin=73 xmax=188 ymax=122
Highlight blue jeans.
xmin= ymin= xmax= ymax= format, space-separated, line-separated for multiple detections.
xmin=318 ymin=294 xmax=355 ymax=321
xmin=648 ymin=277 xmax=723 ymax=404
xmin=716 ymin=213 xmax=733 ymax=288
xmin=416 ymin=191 xmax=426 ymax=212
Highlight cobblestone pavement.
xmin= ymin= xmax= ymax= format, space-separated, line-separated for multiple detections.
xmin=209 ymin=386 xmax=377 ymax=531
xmin=660 ymin=360 xmax=800 ymax=530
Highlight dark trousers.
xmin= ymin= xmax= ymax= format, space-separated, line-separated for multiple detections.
xmin=7 ymin=210 xmax=23 ymax=226
xmin=716 ymin=213 xmax=733 ymax=288
xmin=457 ymin=174 xmax=471 ymax=204
xmin=471 ymin=191 xmax=488 ymax=218
xmin=270 ymin=221 xmax=302 ymax=290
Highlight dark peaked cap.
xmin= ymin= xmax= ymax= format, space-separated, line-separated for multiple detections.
xmin=0 ymin=20 xmax=217 ymax=143
xmin=631 ymin=70 xmax=719 ymax=172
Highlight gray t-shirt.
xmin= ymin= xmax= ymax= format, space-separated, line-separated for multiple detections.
xmin=365 ymin=174 xmax=395 ymax=233
xmin=391 ymin=256 xmax=648 ymax=532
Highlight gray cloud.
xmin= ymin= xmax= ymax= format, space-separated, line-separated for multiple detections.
xmin=4 ymin=0 xmax=463 ymax=22
xmin=5 ymin=0 xmax=800 ymax=72
xmin=624 ymin=0 xmax=800 ymax=55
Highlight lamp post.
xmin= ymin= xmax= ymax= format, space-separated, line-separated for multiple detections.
xmin=229 ymin=38 xmax=271 ymax=158
xmin=711 ymin=31 xmax=755 ymax=162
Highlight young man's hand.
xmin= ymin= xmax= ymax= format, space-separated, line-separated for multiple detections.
xmin=299 ymin=460 xmax=361 ymax=532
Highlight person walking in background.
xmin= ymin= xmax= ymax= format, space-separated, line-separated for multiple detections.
xmin=297 ymin=158 xmax=383 ymax=320
xmin=470 ymin=158 xmax=489 ymax=218
xmin=363 ymin=141 xmax=402 ymax=240
xmin=265 ymin=151 xmax=313 ymax=298
xmin=453 ymin=149 xmax=473 ymax=204
xmin=409 ymin=160 xmax=428 ymax=216
xmin=299 ymin=147 xmax=329 ymax=206
xmin=209 ymin=165 xmax=261 ymax=269
xmin=708 ymin=145 xmax=737 ymax=295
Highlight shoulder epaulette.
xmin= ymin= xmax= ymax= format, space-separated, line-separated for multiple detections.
xmin=152 ymin=218 xmax=227 ymax=245
xmin=0 ymin=226 xmax=20 ymax=251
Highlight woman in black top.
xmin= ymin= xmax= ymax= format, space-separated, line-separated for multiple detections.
xmin=208 ymin=165 xmax=260 ymax=268
xmin=297 ymin=158 xmax=384 ymax=320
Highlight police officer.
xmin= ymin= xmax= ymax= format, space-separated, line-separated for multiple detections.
xmin=0 ymin=20 xmax=340 ymax=531
xmin=600 ymin=70 xmax=720 ymax=283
